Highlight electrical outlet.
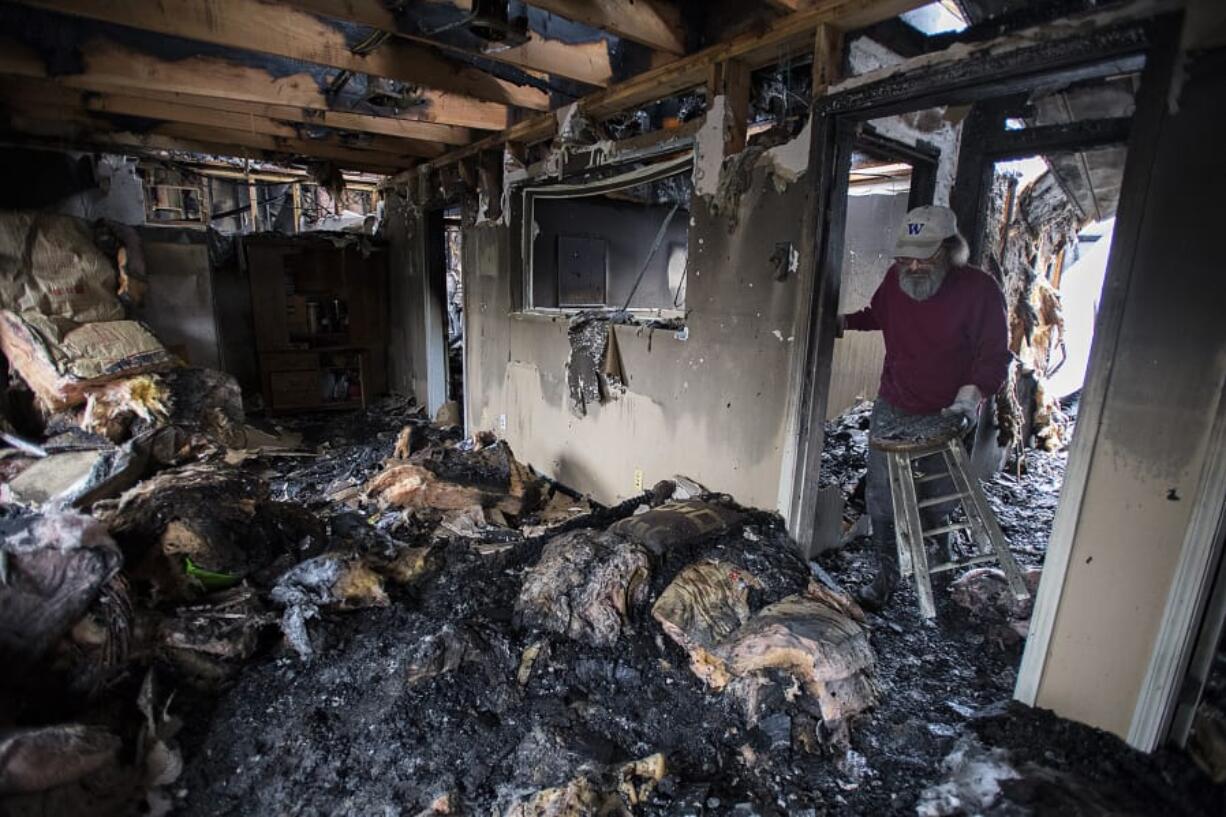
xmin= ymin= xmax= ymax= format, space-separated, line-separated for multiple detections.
xmin=633 ymin=468 xmax=644 ymax=492
xmin=498 ymin=413 xmax=507 ymax=432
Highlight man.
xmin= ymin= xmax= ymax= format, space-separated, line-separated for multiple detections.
xmin=839 ymin=205 xmax=1011 ymax=611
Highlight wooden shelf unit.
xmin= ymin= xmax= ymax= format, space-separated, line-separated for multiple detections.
xmin=246 ymin=235 xmax=388 ymax=414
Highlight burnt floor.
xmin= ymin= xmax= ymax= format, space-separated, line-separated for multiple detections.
xmin=167 ymin=396 xmax=1224 ymax=817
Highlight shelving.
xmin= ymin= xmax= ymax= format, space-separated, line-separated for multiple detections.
xmin=246 ymin=235 xmax=388 ymax=414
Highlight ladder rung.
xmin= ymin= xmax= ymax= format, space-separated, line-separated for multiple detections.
xmin=929 ymin=553 xmax=999 ymax=574
xmin=917 ymin=491 xmax=970 ymax=509
xmin=922 ymin=521 xmax=971 ymax=537
xmin=913 ymin=472 xmax=949 ymax=484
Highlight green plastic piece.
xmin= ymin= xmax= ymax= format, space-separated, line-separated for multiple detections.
xmin=184 ymin=558 xmax=241 ymax=589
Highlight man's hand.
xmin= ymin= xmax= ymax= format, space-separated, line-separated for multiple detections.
xmin=942 ymin=384 xmax=983 ymax=428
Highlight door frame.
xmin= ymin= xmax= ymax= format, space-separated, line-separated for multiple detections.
xmin=422 ymin=207 xmax=451 ymax=417
xmin=781 ymin=7 xmax=1155 ymax=551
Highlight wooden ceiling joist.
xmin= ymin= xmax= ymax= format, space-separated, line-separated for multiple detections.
xmin=15 ymin=0 xmax=550 ymax=110
xmin=285 ymin=0 xmax=617 ymax=87
xmin=3 ymin=122 xmax=408 ymax=176
xmin=110 ymin=91 xmax=475 ymax=146
xmin=0 ymin=36 xmax=509 ymax=131
xmin=0 ymin=79 xmax=449 ymax=159
xmin=414 ymin=0 xmax=927 ymax=174
xmin=525 ymin=0 xmax=687 ymax=55
xmin=5 ymin=105 xmax=417 ymax=171
xmin=182 ymin=164 xmax=384 ymax=189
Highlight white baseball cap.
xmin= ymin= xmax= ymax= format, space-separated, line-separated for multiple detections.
xmin=893 ymin=205 xmax=959 ymax=259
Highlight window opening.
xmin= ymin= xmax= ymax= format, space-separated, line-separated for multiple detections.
xmin=520 ymin=154 xmax=692 ymax=317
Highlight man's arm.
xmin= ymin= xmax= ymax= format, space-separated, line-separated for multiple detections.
xmin=840 ymin=274 xmax=889 ymax=333
xmin=968 ymin=280 xmax=1012 ymax=397
xmin=841 ymin=306 xmax=879 ymax=332
xmin=943 ymin=278 xmax=1012 ymax=426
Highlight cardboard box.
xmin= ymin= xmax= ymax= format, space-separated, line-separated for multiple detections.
xmin=0 ymin=211 xmax=125 ymax=323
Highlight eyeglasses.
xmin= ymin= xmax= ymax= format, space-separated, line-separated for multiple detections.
xmin=895 ymin=249 xmax=943 ymax=268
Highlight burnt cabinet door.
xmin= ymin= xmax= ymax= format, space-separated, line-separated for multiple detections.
xmin=247 ymin=244 xmax=294 ymax=350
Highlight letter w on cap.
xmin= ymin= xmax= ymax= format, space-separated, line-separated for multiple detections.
xmin=907 ymin=223 xmax=924 ymax=235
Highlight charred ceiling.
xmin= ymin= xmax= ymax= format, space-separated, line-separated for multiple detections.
xmin=0 ymin=0 xmax=1167 ymax=178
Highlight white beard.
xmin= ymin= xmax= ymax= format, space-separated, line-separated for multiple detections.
xmin=899 ymin=266 xmax=947 ymax=301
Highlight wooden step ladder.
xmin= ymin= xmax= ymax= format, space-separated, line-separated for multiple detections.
xmin=871 ymin=418 xmax=1030 ymax=619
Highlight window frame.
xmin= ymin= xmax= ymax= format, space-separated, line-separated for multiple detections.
xmin=518 ymin=152 xmax=693 ymax=320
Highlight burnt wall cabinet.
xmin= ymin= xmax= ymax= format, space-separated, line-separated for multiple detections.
xmin=246 ymin=235 xmax=388 ymax=413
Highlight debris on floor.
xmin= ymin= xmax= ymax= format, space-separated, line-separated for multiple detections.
xmin=1 ymin=379 xmax=1220 ymax=816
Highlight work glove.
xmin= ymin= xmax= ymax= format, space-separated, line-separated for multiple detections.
xmin=942 ymin=384 xmax=983 ymax=428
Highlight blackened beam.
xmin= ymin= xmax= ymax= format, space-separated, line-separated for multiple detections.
xmin=846 ymin=2 xmax=1138 ymax=64
xmin=819 ymin=17 xmax=1154 ymax=120
xmin=855 ymin=126 xmax=941 ymax=166
xmin=856 ymin=126 xmax=941 ymax=209
xmin=949 ymin=101 xmax=1002 ymax=267
xmin=983 ymin=117 xmax=1133 ymax=160
xmin=849 ymin=18 xmax=931 ymax=59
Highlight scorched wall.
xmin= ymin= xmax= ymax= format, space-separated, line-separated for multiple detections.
xmin=464 ymin=148 xmax=811 ymax=510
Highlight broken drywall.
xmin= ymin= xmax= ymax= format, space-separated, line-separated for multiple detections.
xmin=693 ymin=97 xmax=812 ymax=202
xmin=695 ymin=106 xmax=814 ymax=234
xmin=762 ymin=116 xmax=812 ymax=191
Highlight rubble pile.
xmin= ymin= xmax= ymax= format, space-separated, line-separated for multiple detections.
xmin=0 ymin=209 xmax=1216 ymax=815
xmin=809 ymin=397 xmax=1220 ymax=815
xmin=3 ymin=369 xmax=885 ymax=816
xmin=1 ymin=387 xmax=1220 ymax=815
xmin=176 ymin=452 xmax=879 ymax=816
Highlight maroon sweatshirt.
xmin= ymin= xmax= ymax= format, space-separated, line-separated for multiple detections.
xmin=844 ymin=263 xmax=1011 ymax=415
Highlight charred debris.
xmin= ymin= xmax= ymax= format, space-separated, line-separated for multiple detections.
xmin=0 ymin=207 xmax=1216 ymax=817
xmin=0 ymin=0 xmax=1224 ymax=815
xmin=2 ymin=379 xmax=1217 ymax=817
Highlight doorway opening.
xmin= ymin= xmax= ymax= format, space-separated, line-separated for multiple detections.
xmin=426 ymin=206 xmax=466 ymax=425
xmin=792 ymin=36 xmax=1147 ymax=734
xmin=826 ymin=129 xmax=938 ymax=421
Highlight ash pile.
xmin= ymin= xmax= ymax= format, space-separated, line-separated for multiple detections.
xmin=0 ymin=209 xmax=876 ymax=817
xmin=1 ymin=211 xmax=1218 ymax=817
xmin=1 ymin=396 xmax=880 ymax=816
xmin=178 ymin=441 xmax=881 ymax=817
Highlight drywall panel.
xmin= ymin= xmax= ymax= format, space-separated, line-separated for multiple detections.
xmin=1032 ymin=57 xmax=1226 ymax=738
xmin=137 ymin=238 xmax=221 ymax=369
xmin=466 ymin=160 xmax=807 ymax=509
xmin=386 ymin=197 xmax=432 ymax=406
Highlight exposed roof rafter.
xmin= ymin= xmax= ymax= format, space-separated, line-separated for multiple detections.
xmin=0 ymin=35 xmax=510 ymax=131
xmin=4 ymin=109 xmax=414 ymax=172
xmin=15 ymin=0 xmax=551 ymax=110
xmin=286 ymin=0 xmax=617 ymax=87
xmin=523 ymin=0 xmax=686 ymax=55
xmin=0 ymin=79 xmax=450 ymax=159
xmin=411 ymin=0 xmax=928 ymax=174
